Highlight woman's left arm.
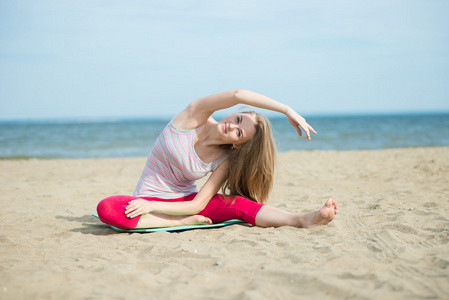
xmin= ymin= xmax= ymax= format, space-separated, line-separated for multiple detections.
xmin=124 ymin=160 xmax=230 ymax=218
xmin=178 ymin=89 xmax=316 ymax=139
xmin=233 ymin=90 xmax=317 ymax=140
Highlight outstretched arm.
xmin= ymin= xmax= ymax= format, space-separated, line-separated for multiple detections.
xmin=174 ymin=89 xmax=317 ymax=139
xmin=124 ymin=160 xmax=230 ymax=218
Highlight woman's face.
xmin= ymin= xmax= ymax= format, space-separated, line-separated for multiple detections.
xmin=219 ymin=113 xmax=257 ymax=146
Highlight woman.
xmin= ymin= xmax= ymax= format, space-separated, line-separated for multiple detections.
xmin=97 ymin=90 xmax=338 ymax=230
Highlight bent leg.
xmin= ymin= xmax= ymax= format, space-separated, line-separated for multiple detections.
xmin=97 ymin=195 xmax=211 ymax=230
xmin=255 ymin=198 xmax=338 ymax=228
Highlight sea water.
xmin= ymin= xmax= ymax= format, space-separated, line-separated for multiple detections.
xmin=1 ymin=113 xmax=448 ymax=159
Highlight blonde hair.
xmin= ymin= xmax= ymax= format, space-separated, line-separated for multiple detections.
xmin=221 ymin=112 xmax=276 ymax=204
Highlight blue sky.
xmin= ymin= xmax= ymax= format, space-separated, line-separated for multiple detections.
xmin=1 ymin=0 xmax=448 ymax=121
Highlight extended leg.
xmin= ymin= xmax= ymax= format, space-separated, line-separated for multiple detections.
xmin=255 ymin=198 xmax=338 ymax=228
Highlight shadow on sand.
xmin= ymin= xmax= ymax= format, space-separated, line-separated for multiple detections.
xmin=55 ymin=214 xmax=120 ymax=236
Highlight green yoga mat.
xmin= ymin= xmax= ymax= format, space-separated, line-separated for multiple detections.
xmin=92 ymin=214 xmax=245 ymax=233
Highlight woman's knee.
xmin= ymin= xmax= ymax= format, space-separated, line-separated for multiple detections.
xmin=97 ymin=196 xmax=122 ymax=219
xmin=96 ymin=195 xmax=137 ymax=229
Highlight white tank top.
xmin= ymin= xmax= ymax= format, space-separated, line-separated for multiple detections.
xmin=133 ymin=120 xmax=227 ymax=198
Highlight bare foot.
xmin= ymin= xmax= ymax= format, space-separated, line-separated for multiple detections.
xmin=179 ymin=215 xmax=213 ymax=226
xmin=300 ymin=198 xmax=338 ymax=228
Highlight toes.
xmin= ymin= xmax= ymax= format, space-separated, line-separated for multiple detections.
xmin=198 ymin=216 xmax=212 ymax=224
xmin=326 ymin=198 xmax=338 ymax=210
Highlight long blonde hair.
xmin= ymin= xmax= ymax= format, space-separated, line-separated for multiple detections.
xmin=221 ymin=112 xmax=276 ymax=204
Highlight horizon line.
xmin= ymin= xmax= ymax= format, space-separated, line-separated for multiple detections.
xmin=0 ymin=109 xmax=448 ymax=124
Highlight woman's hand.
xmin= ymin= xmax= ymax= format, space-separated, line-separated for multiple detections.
xmin=286 ymin=107 xmax=317 ymax=140
xmin=125 ymin=199 xmax=152 ymax=218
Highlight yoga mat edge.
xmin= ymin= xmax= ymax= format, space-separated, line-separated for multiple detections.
xmin=92 ymin=214 xmax=245 ymax=232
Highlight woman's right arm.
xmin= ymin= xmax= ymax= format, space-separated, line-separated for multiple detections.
xmin=124 ymin=159 xmax=230 ymax=218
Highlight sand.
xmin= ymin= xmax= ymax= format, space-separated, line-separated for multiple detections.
xmin=1 ymin=147 xmax=448 ymax=299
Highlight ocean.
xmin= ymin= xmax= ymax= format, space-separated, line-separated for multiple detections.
xmin=1 ymin=113 xmax=448 ymax=159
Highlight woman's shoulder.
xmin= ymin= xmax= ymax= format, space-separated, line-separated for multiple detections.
xmin=211 ymin=155 xmax=230 ymax=172
xmin=172 ymin=103 xmax=218 ymax=130
xmin=172 ymin=111 xmax=215 ymax=131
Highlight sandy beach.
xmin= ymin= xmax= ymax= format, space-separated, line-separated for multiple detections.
xmin=1 ymin=147 xmax=448 ymax=299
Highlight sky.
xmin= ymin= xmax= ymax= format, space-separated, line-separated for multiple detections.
xmin=0 ymin=0 xmax=448 ymax=121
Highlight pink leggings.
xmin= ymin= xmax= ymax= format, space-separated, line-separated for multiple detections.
xmin=97 ymin=193 xmax=264 ymax=229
